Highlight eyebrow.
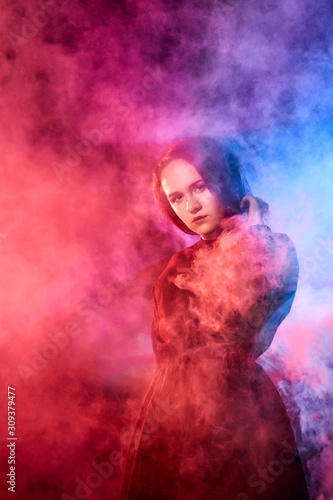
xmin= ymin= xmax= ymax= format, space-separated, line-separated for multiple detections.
xmin=168 ymin=180 xmax=204 ymax=200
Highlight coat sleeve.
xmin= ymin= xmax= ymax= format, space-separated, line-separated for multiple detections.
xmin=150 ymin=284 xmax=163 ymax=368
xmin=150 ymin=281 xmax=183 ymax=368
xmin=248 ymin=224 xmax=299 ymax=359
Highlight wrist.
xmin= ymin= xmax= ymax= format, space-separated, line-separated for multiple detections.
xmin=248 ymin=223 xmax=272 ymax=235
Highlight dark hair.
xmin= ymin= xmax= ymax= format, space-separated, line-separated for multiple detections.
xmin=152 ymin=136 xmax=254 ymax=235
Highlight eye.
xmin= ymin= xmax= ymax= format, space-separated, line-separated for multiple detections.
xmin=170 ymin=194 xmax=183 ymax=204
xmin=194 ymin=183 xmax=206 ymax=193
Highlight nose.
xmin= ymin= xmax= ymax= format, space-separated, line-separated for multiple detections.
xmin=185 ymin=194 xmax=201 ymax=213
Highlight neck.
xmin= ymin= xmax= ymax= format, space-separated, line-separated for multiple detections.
xmin=201 ymin=215 xmax=242 ymax=241
xmin=201 ymin=226 xmax=224 ymax=241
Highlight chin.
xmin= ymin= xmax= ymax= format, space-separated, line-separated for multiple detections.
xmin=199 ymin=225 xmax=220 ymax=239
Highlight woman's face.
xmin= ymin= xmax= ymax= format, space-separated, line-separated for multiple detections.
xmin=160 ymin=159 xmax=224 ymax=239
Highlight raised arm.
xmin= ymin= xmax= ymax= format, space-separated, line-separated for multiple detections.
xmin=248 ymin=224 xmax=299 ymax=359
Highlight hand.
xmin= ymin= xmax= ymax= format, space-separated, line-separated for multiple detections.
xmin=240 ymin=196 xmax=269 ymax=226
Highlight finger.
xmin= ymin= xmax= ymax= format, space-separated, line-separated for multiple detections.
xmin=240 ymin=199 xmax=250 ymax=212
xmin=240 ymin=195 xmax=251 ymax=208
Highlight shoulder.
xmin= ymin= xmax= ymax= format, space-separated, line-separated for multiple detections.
xmin=247 ymin=224 xmax=296 ymax=250
xmin=244 ymin=224 xmax=299 ymax=282
xmin=252 ymin=225 xmax=299 ymax=283
xmin=153 ymin=240 xmax=200 ymax=291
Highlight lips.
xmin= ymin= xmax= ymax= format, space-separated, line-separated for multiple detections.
xmin=193 ymin=215 xmax=207 ymax=223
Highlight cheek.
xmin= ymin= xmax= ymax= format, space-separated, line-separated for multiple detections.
xmin=171 ymin=203 xmax=187 ymax=222
xmin=203 ymin=190 xmax=217 ymax=203
xmin=205 ymin=194 xmax=222 ymax=216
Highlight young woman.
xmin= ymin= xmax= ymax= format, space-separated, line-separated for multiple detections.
xmin=120 ymin=137 xmax=309 ymax=500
